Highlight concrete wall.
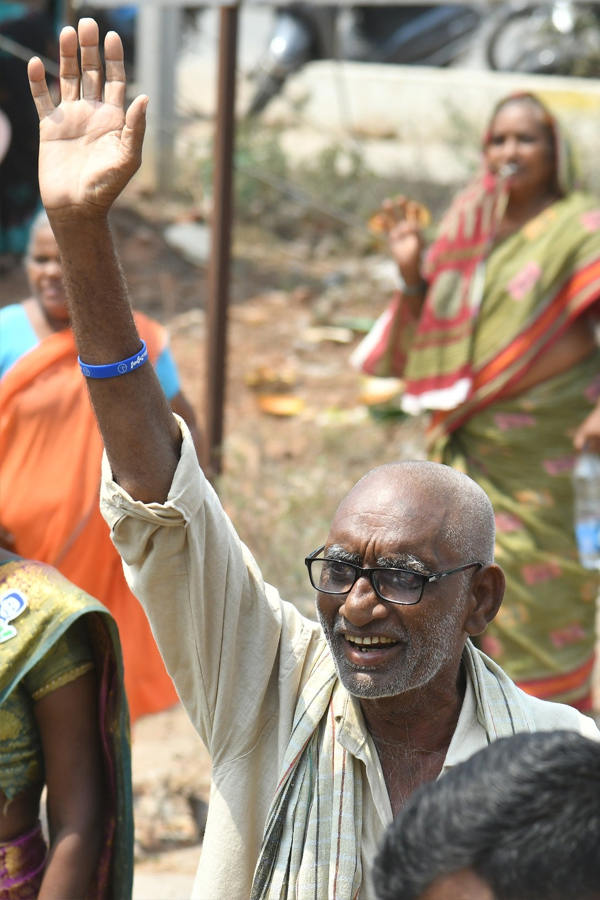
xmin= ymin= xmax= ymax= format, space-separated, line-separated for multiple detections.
xmin=263 ymin=63 xmax=600 ymax=188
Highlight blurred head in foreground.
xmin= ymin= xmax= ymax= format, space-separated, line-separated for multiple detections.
xmin=373 ymin=730 xmax=600 ymax=900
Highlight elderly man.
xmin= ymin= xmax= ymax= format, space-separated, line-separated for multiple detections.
xmin=28 ymin=21 xmax=599 ymax=900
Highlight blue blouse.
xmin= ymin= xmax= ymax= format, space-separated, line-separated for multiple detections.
xmin=0 ymin=304 xmax=180 ymax=400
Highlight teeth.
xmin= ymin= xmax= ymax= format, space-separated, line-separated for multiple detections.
xmin=346 ymin=635 xmax=395 ymax=646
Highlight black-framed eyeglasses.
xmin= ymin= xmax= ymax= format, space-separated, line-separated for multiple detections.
xmin=304 ymin=546 xmax=483 ymax=606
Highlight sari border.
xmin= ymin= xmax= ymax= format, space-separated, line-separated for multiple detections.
xmin=515 ymin=654 xmax=595 ymax=704
xmin=428 ymin=255 xmax=600 ymax=442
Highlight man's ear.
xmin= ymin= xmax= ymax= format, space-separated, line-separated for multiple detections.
xmin=464 ymin=564 xmax=505 ymax=636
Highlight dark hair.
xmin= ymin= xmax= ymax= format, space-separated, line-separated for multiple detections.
xmin=372 ymin=731 xmax=600 ymax=900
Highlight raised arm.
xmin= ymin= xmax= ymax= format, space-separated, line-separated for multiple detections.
xmin=28 ymin=20 xmax=181 ymax=502
xmin=385 ymin=197 xmax=427 ymax=317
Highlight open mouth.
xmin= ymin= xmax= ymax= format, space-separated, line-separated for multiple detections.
xmin=43 ymin=288 xmax=65 ymax=301
xmin=344 ymin=635 xmax=398 ymax=653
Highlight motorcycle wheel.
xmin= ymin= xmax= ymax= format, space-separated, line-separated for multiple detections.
xmin=485 ymin=4 xmax=599 ymax=75
xmin=247 ymin=72 xmax=287 ymax=117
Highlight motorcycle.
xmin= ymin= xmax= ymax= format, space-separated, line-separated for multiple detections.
xmin=248 ymin=1 xmax=600 ymax=116
xmin=486 ymin=0 xmax=600 ymax=77
xmin=247 ymin=3 xmax=483 ymax=116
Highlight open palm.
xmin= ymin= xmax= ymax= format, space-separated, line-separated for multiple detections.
xmin=28 ymin=20 xmax=147 ymax=217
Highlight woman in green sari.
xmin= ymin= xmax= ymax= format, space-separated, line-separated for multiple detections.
xmin=357 ymin=93 xmax=600 ymax=710
xmin=0 ymin=549 xmax=133 ymax=898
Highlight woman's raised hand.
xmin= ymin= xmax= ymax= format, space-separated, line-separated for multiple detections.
xmin=383 ymin=197 xmax=425 ymax=286
xmin=28 ymin=19 xmax=147 ymax=220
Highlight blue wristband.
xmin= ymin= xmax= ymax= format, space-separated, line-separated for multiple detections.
xmin=78 ymin=340 xmax=149 ymax=379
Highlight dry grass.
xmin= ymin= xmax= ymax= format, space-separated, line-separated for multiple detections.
xmin=219 ymin=409 xmax=426 ymax=613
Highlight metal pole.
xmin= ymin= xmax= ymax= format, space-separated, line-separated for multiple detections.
xmin=136 ymin=3 xmax=180 ymax=192
xmin=206 ymin=3 xmax=238 ymax=479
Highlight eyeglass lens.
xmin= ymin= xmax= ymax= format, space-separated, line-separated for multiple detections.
xmin=309 ymin=558 xmax=424 ymax=603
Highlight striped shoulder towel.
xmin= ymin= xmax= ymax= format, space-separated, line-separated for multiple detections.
xmin=251 ymin=640 xmax=543 ymax=900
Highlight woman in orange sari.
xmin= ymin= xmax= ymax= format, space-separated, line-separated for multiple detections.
xmin=355 ymin=94 xmax=600 ymax=710
xmin=0 ymin=213 xmax=203 ymax=721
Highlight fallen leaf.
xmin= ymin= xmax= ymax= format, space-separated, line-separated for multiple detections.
xmin=358 ymin=377 xmax=405 ymax=406
xmin=301 ymin=326 xmax=354 ymax=344
xmin=257 ymin=395 xmax=306 ymax=416
xmin=245 ymin=366 xmax=297 ymax=391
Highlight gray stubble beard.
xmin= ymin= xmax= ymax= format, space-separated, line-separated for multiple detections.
xmin=316 ymin=602 xmax=463 ymax=700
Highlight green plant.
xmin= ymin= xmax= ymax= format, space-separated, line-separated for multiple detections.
xmin=187 ymin=119 xmax=461 ymax=252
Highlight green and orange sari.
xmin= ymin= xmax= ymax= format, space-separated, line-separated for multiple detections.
xmin=435 ymin=345 xmax=600 ymax=709
xmin=357 ymin=96 xmax=600 ymax=709
xmin=414 ymin=112 xmax=600 ymax=709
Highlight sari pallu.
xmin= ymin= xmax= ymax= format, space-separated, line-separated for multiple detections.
xmin=400 ymin=92 xmax=598 ymax=415
xmin=0 ymin=559 xmax=133 ymax=899
xmin=434 ymin=350 xmax=600 ymax=710
xmin=403 ymin=190 xmax=600 ymax=420
xmin=0 ymin=314 xmax=179 ymax=721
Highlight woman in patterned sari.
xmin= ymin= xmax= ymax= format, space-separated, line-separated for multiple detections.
xmin=356 ymin=93 xmax=600 ymax=710
xmin=0 ymin=549 xmax=132 ymax=898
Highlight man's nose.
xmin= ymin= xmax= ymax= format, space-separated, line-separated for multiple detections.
xmin=339 ymin=575 xmax=388 ymax=627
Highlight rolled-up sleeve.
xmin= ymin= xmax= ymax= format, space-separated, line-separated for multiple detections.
xmin=100 ymin=417 xmax=305 ymax=764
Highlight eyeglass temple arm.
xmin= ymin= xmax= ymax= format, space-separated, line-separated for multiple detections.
xmin=427 ymin=562 xmax=483 ymax=583
xmin=307 ymin=545 xmax=326 ymax=559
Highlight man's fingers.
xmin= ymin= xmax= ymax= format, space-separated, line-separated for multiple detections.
xmin=58 ymin=26 xmax=80 ymax=102
xmin=79 ymin=18 xmax=103 ymax=102
xmin=104 ymin=31 xmax=126 ymax=109
xmin=28 ymin=57 xmax=56 ymax=119
xmin=122 ymin=95 xmax=148 ymax=166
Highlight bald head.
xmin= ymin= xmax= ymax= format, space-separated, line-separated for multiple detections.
xmin=340 ymin=461 xmax=495 ymax=567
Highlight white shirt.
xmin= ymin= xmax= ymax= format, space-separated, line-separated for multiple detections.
xmin=100 ymin=420 xmax=599 ymax=900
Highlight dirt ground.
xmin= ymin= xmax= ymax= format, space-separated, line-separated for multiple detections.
xmin=3 ymin=195 xmax=599 ymax=899
xmin=132 ymin=707 xmax=207 ymax=899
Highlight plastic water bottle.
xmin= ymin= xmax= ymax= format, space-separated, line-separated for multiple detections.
xmin=572 ymin=451 xmax=600 ymax=569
